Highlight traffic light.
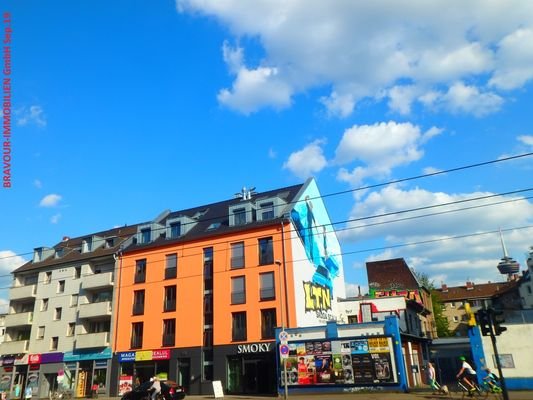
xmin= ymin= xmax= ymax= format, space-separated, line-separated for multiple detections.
xmin=492 ymin=309 xmax=507 ymax=336
xmin=464 ymin=303 xmax=477 ymax=327
xmin=476 ymin=309 xmax=491 ymax=336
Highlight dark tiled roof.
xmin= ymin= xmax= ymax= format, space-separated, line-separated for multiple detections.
xmin=366 ymin=258 xmax=420 ymax=290
xmin=435 ymin=281 xmax=519 ymax=302
xmin=14 ymin=225 xmax=140 ymax=273
xmin=124 ymin=183 xmax=304 ymax=253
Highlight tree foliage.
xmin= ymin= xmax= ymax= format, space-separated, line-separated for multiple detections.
xmin=413 ymin=269 xmax=451 ymax=337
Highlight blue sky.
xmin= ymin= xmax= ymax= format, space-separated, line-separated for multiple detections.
xmin=2 ymin=0 xmax=533 ymax=311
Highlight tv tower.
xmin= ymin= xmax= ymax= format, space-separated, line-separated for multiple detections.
xmin=496 ymin=229 xmax=520 ymax=281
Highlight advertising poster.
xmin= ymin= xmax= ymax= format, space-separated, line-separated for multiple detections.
xmin=279 ymin=337 xmax=395 ymax=387
xmin=118 ymin=376 xmax=133 ymax=396
xmin=372 ymin=353 xmax=393 ymax=382
xmin=350 ymin=339 xmax=369 ymax=354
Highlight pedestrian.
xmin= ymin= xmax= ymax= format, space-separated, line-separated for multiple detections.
xmin=427 ymin=362 xmax=438 ymax=393
xmin=91 ymin=380 xmax=98 ymax=399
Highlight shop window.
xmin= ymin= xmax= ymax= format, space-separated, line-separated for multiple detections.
xmin=259 ymin=272 xmax=275 ymax=300
xmin=131 ymin=322 xmax=143 ymax=349
xmin=230 ymin=242 xmax=245 ymax=269
xmin=133 ymin=290 xmax=145 ymax=315
xmin=232 ymin=311 xmax=247 ymax=341
xmin=165 ymin=254 xmax=177 ymax=279
xmin=258 ymin=237 xmax=273 ymax=265
xmin=261 ymin=308 xmax=276 ymax=339
xmin=135 ymin=259 xmax=146 ymax=283
xmin=163 ymin=319 xmax=175 ymax=347
xmin=231 ymin=276 xmax=246 ymax=304
xmin=164 ymin=285 xmax=177 ymax=312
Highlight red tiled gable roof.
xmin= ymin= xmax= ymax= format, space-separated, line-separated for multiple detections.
xmin=435 ymin=281 xmax=519 ymax=302
xmin=366 ymin=258 xmax=420 ymax=290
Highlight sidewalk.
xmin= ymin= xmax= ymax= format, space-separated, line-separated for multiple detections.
xmin=179 ymin=389 xmax=533 ymax=400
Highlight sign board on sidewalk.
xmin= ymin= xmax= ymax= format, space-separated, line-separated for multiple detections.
xmin=212 ymin=380 xmax=224 ymax=399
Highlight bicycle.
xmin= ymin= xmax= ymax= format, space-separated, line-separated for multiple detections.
xmin=479 ymin=380 xmax=503 ymax=400
xmin=454 ymin=379 xmax=483 ymax=399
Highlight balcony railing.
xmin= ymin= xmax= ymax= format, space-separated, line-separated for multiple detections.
xmin=0 ymin=340 xmax=29 ymax=354
xmin=5 ymin=311 xmax=33 ymax=327
xmin=78 ymin=301 xmax=112 ymax=319
xmin=10 ymin=285 xmax=36 ymax=301
xmin=76 ymin=331 xmax=109 ymax=349
xmin=81 ymin=272 xmax=114 ymax=290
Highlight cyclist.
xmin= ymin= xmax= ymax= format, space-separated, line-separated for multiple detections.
xmin=483 ymin=368 xmax=501 ymax=392
xmin=456 ymin=356 xmax=478 ymax=395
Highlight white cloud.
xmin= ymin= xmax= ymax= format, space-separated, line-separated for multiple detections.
xmin=320 ymin=92 xmax=356 ymax=118
xmin=39 ymin=194 xmax=62 ymax=207
xmin=334 ymin=121 xmax=441 ymax=185
xmin=50 ymin=213 xmax=61 ymax=224
xmin=338 ymin=186 xmax=533 ymax=286
xmin=439 ymin=82 xmax=504 ymax=116
xmin=217 ymin=42 xmax=293 ymax=114
xmin=283 ymin=140 xmax=327 ymax=179
xmin=17 ymin=105 xmax=47 ymax=127
xmin=177 ymin=1 xmax=533 ymax=116
xmin=518 ymin=135 xmax=533 ymax=147
xmin=489 ymin=28 xmax=533 ymax=90
xmin=0 ymin=250 xmax=27 ymax=274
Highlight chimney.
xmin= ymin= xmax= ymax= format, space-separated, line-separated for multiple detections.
xmin=62 ymin=236 xmax=70 ymax=242
xmin=466 ymin=281 xmax=474 ymax=290
xmin=441 ymin=283 xmax=448 ymax=293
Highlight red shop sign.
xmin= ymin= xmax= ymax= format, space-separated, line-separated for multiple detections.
xmin=28 ymin=354 xmax=41 ymax=365
xmin=151 ymin=350 xmax=170 ymax=360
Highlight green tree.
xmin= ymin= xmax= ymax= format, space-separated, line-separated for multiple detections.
xmin=413 ymin=270 xmax=451 ymax=337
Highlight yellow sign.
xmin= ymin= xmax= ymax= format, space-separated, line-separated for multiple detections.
xmin=367 ymin=337 xmax=389 ymax=353
xmin=135 ymin=351 xmax=152 ymax=361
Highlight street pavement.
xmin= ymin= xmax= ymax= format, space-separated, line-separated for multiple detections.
xmin=177 ymin=389 xmax=533 ymax=400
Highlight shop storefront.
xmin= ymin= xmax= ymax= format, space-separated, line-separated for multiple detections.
xmin=63 ymin=348 xmax=113 ymax=398
xmin=115 ymin=350 xmax=171 ymax=396
xmin=217 ymin=342 xmax=277 ymax=395
xmin=0 ymin=354 xmax=29 ymax=400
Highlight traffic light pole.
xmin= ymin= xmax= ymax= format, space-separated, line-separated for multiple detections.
xmin=487 ymin=310 xmax=509 ymax=400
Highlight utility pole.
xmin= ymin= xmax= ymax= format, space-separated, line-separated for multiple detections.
xmin=475 ymin=308 xmax=509 ymax=400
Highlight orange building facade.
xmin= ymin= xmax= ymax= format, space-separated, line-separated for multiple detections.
xmin=109 ymin=179 xmax=346 ymax=396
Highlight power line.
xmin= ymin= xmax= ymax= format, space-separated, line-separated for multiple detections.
xmin=1 ymin=153 xmax=532 ymax=264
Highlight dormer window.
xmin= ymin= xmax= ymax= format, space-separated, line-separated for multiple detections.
xmin=170 ymin=222 xmax=181 ymax=239
xmin=229 ymin=203 xmax=254 ymax=226
xmin=141 ymin=228 xmax=151 ymax=244
xmin=105 ymin=238 xmax=115 ymax=248
xmin=234 ymin=208 xmax=246 ymax=226
xmin=259 ymin=202 xmax=274 ymax=220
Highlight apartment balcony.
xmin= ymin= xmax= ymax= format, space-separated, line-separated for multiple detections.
xmin=0 ymin=339 xmax=29 ymax=354
xmin=81 ymin=272 xmax=114 ymax=290
xmin=5 ymin=312 xmax=33 ymax=327
xmin=10 ymin=285 xmax=36 ymax=301
xmin=78 ymin=301 xmax=112 ymax=319
xmin=75 ymin=331 xmax=110 ymax=349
